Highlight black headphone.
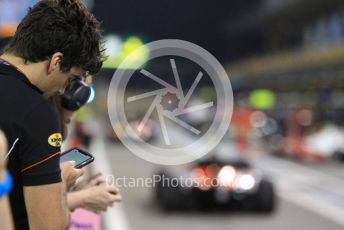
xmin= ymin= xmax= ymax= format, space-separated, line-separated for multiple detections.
xmin=60 ymin=78 xmax=91 ymax=111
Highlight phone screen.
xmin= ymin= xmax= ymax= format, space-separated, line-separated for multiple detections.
xmin=60 ymin=148 xmax=94 ymax=168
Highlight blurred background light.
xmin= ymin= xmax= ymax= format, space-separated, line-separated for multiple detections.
xmin=249 ymin=89 xmax=276 ymax=110
xmin=237 ymin=174 xmax=255 ymax=191
xmin=217 ymin=165 xmax=236 ymax=187
xmin=102 ymin=34 xmax=149 ymax=69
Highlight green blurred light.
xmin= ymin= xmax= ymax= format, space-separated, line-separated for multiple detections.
xmin=249 ymin=89 xmax=276 ymax=110
xmin=102 ymin=35 xmax=149 ymax=69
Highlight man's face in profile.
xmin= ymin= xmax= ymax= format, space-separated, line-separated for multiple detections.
xmin=44 ymin=66 xmax=85 ymax=97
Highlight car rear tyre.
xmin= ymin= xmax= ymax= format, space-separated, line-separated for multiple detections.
xmin=155 ymin=173 xmax=187 ymax=211
xmin=255 ymin=180 xmax=276 ymax=213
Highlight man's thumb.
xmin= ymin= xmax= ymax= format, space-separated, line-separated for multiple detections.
xmin=69 ymin=160 xmax=76 ymax=167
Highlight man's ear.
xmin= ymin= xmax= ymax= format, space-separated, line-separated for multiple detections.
xmin=47 ymin=52 xmax=63 ymax=74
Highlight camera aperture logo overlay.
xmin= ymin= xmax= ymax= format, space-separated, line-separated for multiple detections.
xmin=108 ymin=40 xmax=233 ymax=165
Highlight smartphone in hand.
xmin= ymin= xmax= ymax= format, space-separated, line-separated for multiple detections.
xmin=60 ymin=147 xmax=94 ymax=169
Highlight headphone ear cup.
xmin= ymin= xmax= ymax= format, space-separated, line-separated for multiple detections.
xmin=60 ymin=79 xmax=91 ymax=111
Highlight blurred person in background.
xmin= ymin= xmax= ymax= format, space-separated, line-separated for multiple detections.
xmin=50 ymin=76 xmax=122 ymax=214
xmin=0 ymin=0 xmax=104 ymax=228
xmin=0 ymin=130 xmax=13 ymax=230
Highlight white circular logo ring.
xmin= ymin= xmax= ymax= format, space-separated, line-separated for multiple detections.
xmin=108 ymin=39 xmax=233 ymax=165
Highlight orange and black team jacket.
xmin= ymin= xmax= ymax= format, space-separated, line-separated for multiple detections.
xmin=0 ymin=60 xmax=62 ymax=230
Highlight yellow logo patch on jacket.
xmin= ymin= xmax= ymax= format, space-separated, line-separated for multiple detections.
xmin=48 ymin=133 xmax=62 ymax=147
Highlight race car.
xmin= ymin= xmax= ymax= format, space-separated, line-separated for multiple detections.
xmin=154 ymin=153 xmax=276 ymax=213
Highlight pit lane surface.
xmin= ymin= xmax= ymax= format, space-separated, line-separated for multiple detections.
xmin=100 ymin=141 xmax=344 ymax=230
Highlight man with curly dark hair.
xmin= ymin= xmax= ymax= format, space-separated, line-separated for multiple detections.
xmin=0 ymin=0 xmax=105 ymax=229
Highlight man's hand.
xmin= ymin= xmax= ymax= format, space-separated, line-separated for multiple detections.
xmin=60 ymin=161 xmax=84 ymax=192
xmin=70 ymin=172 xmax=106 ymax=192
xmin=68 ymin=184 xmax=122 ymax=213
xmin=83 ymin=185 xmax=122 ymax=213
